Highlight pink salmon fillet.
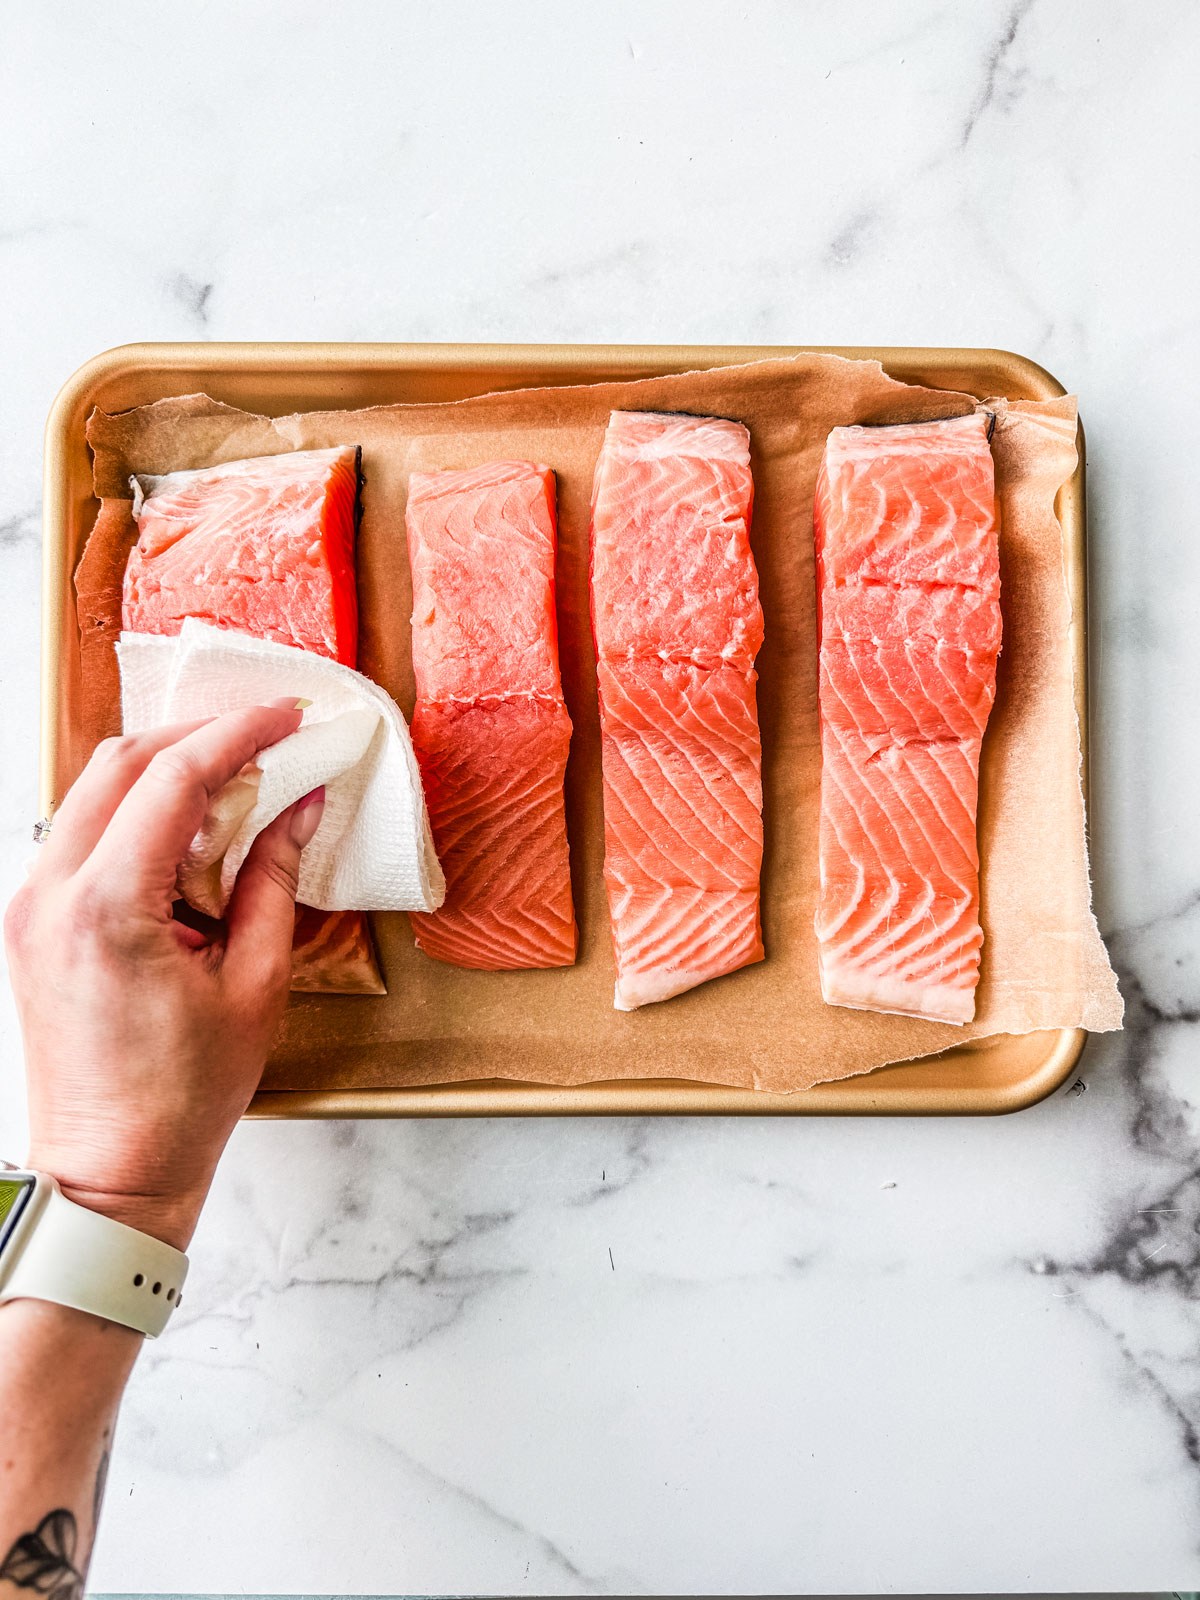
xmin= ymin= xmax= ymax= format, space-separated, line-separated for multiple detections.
xmin=814 ymin=411 xmax=1000 ymax=1024
xmin=405 ymin=462 xmax=576 ymax=969
xmin=590 ymin=411 xmax=764 ymax=1010
xmin=123 ymin=446 xmax=378 ymax=994
xmin=124 ymin=447 xmax=359 ymax=665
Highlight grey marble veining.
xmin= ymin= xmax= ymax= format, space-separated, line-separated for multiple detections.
xmin=2 ymin=0 xmax=1199 ymax=1592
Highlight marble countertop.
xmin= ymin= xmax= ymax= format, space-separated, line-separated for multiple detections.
xmin=2 ymin=1 xmax=1198 ymax=1593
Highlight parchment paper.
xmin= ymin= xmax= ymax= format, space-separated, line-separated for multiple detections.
xmin=83 ymin=354 xmax=1122 ymax=1093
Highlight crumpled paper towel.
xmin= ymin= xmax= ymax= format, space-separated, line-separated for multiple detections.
xmin=116 ymin=619 xmax=445 ymax=919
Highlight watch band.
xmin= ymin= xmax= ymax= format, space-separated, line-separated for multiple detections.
xmin=0 ymin=1180 xmax=188 ymax=1338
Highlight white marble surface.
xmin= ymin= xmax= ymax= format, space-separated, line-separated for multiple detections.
xmin=2 ymin=1 xmax=1198 ymax=1593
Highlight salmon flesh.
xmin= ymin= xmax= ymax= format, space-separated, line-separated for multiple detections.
xmin=590 ymin=411 xmax=764 ymax=1010
xmin=125 ymin=446 xmax=360 ymax=665
xmin=814 ymin=411 xmax=1000 ymax=1024
xmin=405 ymin=462 xmax=576 ymax=970
xmin=123 ymin=446 xmax=375 ymax=993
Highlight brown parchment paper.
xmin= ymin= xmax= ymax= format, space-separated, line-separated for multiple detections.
xmin=82 ymin=354 xmax=1122 ymax=1094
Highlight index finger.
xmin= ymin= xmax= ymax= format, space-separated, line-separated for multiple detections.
xmin=34 ymin=718 xmax=216 ymax=882
xmin=80 ymin=703 xmax=304 ymax=911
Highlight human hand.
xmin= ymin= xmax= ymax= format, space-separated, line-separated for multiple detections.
xmin=3 ymin=706 xmax=324 ymax=1250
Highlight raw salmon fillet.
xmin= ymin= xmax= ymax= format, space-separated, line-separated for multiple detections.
xmin=124 ymin=447 xmax=359 ymax=665
xmin=122 ymin=447 xmax=377 ymax=994
xmin=590 ymin=411 xmax=764 ymax=1010
xmin=814 ymin=411 xmax=1000 ymax=1024
xmin=405 ymin=462 xmax=575 ymax=969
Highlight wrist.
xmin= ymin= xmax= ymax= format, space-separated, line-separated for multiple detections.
xmin=21 ymin=1159 xmax=204 ymax=1253
xmin=2 ymin=1165 xmax=193 ymax=1340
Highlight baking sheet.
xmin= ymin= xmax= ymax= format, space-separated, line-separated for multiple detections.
xmin=77 ymin=351 xmax=1122 ymax=1095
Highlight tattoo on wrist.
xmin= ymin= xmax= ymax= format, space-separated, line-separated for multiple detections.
xmin=0 ymin=1511 xmax=83 ymax=1600
xmin=0 ymin=1441 xmax=108 ymax=1600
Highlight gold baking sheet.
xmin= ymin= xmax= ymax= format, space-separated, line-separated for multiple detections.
xmin=42 ymin=344 xmax=1088 ymax=1116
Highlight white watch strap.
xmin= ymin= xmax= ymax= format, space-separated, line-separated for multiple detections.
xmin=0 ymin=1184 xmax=188 ymax=1338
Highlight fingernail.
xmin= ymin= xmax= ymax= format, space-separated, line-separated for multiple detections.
xmin=294 ymin=698 xmax=312 ymax=711
xmin=289 ymin=786 xmax=325 ymax=848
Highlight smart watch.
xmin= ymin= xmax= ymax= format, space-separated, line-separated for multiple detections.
xmin=0 ymin=1165 xmax=188 ymax=1338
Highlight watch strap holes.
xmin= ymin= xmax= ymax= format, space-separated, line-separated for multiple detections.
xmin=133 ymin=1273 xmax=144 ymax=1287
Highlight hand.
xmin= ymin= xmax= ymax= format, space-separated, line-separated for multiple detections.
xmin=3 ymin=706 xmax=325 ymax=1250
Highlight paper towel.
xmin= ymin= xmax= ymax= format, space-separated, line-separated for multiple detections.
xmin=117 ymin=620 xmax=445 ymax=918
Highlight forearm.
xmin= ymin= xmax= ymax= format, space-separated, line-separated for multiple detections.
xmin=0 ymin=1299 xmax=140 ymax=1599
xmin=0 ymin=706 xmax=310 ymax=1595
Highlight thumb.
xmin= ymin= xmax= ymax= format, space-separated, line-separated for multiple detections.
xmin=225 ymin=788 xmax=325 ymax=983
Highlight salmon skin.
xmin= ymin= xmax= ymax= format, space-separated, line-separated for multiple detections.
xmin=290 ymin=903 xmax=386 ymax=995
xmin=125 ymin=446 xmax=360 ymax=665
xmin=814 ymin=411 xmax=1000 ymax=1024
xmin=405 ymin=462 xmax=576 ymax=970
xmin=590 ymin=411 xmax=764 ymax=1010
